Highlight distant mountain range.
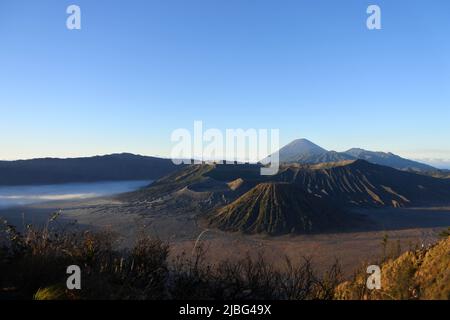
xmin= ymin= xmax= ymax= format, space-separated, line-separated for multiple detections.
xmin=0 ymin=153 xmax=181 ymax=186
xmin=0 ymin=139 xmax=446 ymax=186
xmin=124 ymin=158 xmax=450 ymax=235
xmin=344 ymin=148 xmax=435 ymax=172
xmin=272 ymin=138 xmax=437 ymax=172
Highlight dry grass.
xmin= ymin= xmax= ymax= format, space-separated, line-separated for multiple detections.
xmin=334 ymin=234 xmax=449 ymax=300
xmin=0 ymin=215 xmax=342 ymax=300
xmin=2 ymin=214 xmax=448 ymax=300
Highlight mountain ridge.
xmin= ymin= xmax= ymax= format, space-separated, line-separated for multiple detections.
xmin=270 ymin=138 xmax=438 ymax=173
xmin=0 ymin=153 xmax=182 ymax=186
xmin=209 ymin=182 xmax=363 ymax=235
xmin=344 ymin=148 xmax=435 ymax=172
xmin=120 ymin=159 xmax=450 ymax=235
xmin=127 ymin=159 xmax=450 ymax=209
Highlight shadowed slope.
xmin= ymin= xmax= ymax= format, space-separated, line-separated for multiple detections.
xmin=124 ymin=160 xmax=450 ymax=209
xmin=209 ymin=182 xmax=361 ymax=235
xmin=118 ymin=160 xmax=450 ymax=236
xmin=0 ymin=153 xmax=181 ymax=186
xmin=123 ymin=164 xmax=216 ymax=201
xmin=277 ymin=160 xmax=450 ymax=207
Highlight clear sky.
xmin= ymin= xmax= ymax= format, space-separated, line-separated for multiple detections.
xmin=1 ymin=1 xmax=449 ymax=167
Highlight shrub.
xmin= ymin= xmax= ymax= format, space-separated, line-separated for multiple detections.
xmin=0 ymin=217 xmax=342 ymax=300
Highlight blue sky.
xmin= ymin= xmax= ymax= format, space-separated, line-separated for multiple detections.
xmin=1 ymin=0 xmax=449 ymax=167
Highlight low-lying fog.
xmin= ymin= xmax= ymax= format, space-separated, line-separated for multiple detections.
xmin=0 ymin=180 xmax=151 ymax=208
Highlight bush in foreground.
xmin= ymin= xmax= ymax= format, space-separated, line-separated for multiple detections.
xmin=335 ymin=235 xmax=449 ymax=300
xmin=0 ymin=217 xmax=341 ymax=300
xmin=1 ymin=217 xmax=448 ymax=300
